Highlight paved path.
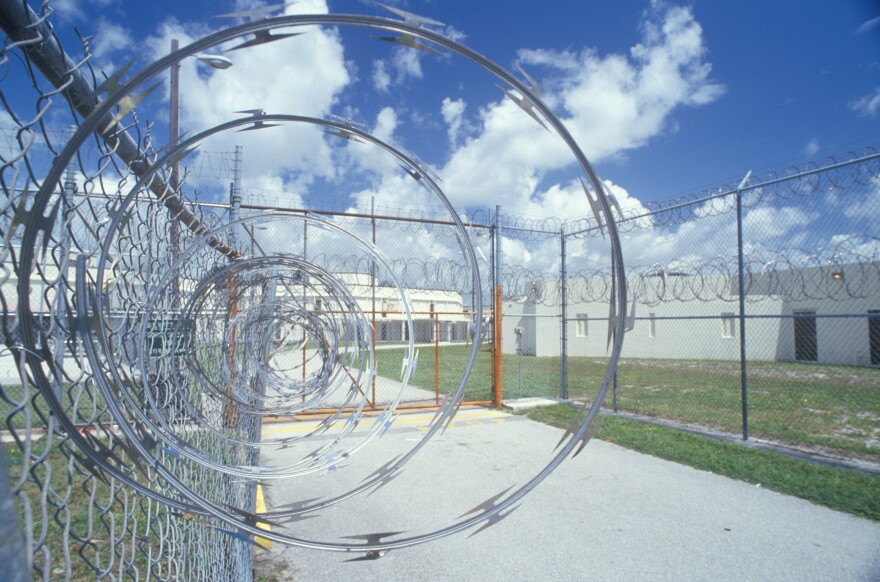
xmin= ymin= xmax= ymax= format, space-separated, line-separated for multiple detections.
xmin=257 ymin=409 xmax=880 ymax=581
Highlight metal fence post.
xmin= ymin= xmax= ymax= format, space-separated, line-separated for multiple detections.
xmin=0 ymin=446 xmax=28 ymax=582
xmin=493 ymin=205 xmax=503 ymax=407
xmin=736 ymin=170 xmax=752 ymax=441
xmin=611 ymin=255 xmax=619 ymax=413
xmin=560 ymin=228 xmax=568 ymax=400
xmin=371 ymin=197 xmax=377 ymax=407
xmin=230 ymin=145 xmax=243 ymax=243
xmin=54 ymin=126 xmax=76 ymax=401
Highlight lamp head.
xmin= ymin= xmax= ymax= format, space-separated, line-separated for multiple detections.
xmin=195 ymin=53 xmax=234 ymax=69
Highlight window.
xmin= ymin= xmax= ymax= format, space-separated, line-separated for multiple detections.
xmin=575 ymin=313 xmax=588 ymax=337
xmin=314 ymin=298 xmax=322 ymax=311
xmin=429 ymin=302 xmax=435 ymax=319
xmin=648 ymin=313 xmax=656 ymax=338
xmin=721 ymin=313 xmax=736 ymax=339
xmin=794 ymin=311 xmax=817 ymax=362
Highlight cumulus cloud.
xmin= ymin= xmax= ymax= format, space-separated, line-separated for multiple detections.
xmin=439 ymin=2 xmax=724 ymax=216
xmin=804 ymin=138 xmax=820 ymax=156
xmin=91 ymin=19 xmax=132 ymax=59
xmin=144 ymin=0 xmax=350 ymax=199
xmin=441 ymin=97 xmax=467 ymax=148
xmin=855 ymin=16 xmax=880 ymax=35
xmin=372 ymin=59 xmax=391 ymax=92
xmin=850 ymin=87 xmax=880 ymax=118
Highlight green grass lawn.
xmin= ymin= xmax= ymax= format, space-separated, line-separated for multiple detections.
xmin=4 ymin=439 xmax=149 ymax=580
xmin=374 ymin=345 xmax=880 ymax=463
xmin=521 ymin=403 xmax=880 ymax=522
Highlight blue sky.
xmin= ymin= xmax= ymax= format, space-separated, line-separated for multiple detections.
xmin=13 ymin=0 xmax=879 ymax=235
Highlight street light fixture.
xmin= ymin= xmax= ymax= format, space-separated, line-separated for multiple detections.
xmin=193 ymin=53 xmax=233 ymax=69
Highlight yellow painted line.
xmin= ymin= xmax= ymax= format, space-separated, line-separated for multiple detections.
xmin=263 ymin=409 xmax=509 ymax=436
xmin=255 ymin=485 xmax=272 ymax=549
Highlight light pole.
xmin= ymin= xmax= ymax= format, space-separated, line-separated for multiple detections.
xmin=169 ymin=39 xmax=233 ymax=309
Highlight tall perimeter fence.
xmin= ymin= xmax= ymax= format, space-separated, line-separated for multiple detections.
xmin=0 ymin=0 xmax=878 ymax=580
xmin=504 ymin=152 xmax=880 ymax=468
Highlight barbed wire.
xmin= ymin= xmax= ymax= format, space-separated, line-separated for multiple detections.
xmin=0 ymin=2 xmax=627 ymax=576
xmin=566 ymin=149 xmax=880 ymax=238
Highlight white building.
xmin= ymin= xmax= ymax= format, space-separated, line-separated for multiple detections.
xmin=504 ymin=261 xmax=880 ymax=367
xmin=285 ymin=273 xmax=471 ymax=344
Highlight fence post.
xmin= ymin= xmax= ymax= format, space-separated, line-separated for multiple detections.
xmin=230 ymin=145 xmax=242 ymax=242
xmin=302 ymin=220 xmax=308 ymax=385
xmin=0 ymin=447 xmax=28 ymax=582
xmin=611 ymin=257 xmax=618 ymax=413
xmin=435 ymin=317 xmax=440 ymax=404
xmin=371 ymin=197 xmax=377 ymax=407
xmin=54 ymin=126 xmax=76 ymax=401
xmin=493 ymin=205 xmax=503 ymax=407
xmin=736 ymin=171 xmax=752 ymax=441
xmin=560 ymin=229 xmax=568 ymax=400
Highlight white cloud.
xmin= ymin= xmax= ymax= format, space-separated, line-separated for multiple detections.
xmin=372 ymin=59 xmax=391 ymax=92
xmin=804 ymin=138 xmax=820 ymax=156
xmin=844 ymin=177 xmax=880 ymax=222
xmin=330 ymin=106 xmax=404 ymax=184
xmin=91 ymin=19 xmax=132 ymax=59
xmin=850 ymin=87 xmax=880 ymax=118
xmin=439 ymin=2 xmax=724 ymax=216
xmin=441 ymin=97 xmax=467 ymax=148
xmin=51 ymin=0 xmax=84 ymax=21
xmin=743 ymin=206 xmax=815 ymax=243
xmin=856 ymin=16 xmax=880 ymax=35
xmin=144 ymin=0 xmax=350 ymax=199
xmin=392 ymin=47 xmax=423 ymax=82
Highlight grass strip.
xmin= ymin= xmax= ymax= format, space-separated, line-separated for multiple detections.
xmin=520 ymin=403 xmax=880 ymax=522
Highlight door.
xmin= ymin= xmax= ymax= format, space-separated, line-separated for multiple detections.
xmin=794 ymin=311 xmax=817 ymax=362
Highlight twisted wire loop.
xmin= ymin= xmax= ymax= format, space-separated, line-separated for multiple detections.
xmin=1 ymin=2 xmax=625 ymax=574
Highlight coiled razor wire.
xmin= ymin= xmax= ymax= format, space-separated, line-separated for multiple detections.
xmin=564 ymin=147 xmax=880 ymax=238
xmin=1 ymin=1 xmax=626 ymax=571
xmin=251 ymin=232 xmax=879 ymax=309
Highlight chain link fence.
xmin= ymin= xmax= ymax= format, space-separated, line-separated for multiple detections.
xmin=552 ymin=153 xmax=880 ymax=465
xmin=1 ymin=0 xmax=878 ymax=579
xmin=0 ymin=3 xmax=609 ymax=576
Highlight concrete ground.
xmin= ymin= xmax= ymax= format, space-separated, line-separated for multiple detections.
xmin=256 ymin=408 xmax=880 ymax=581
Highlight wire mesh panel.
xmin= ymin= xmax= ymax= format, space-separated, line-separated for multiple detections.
xmin=738 ymin=158 xmax=880 ymax=462
xmin=559 ymin=154 xmax=880 ymax=465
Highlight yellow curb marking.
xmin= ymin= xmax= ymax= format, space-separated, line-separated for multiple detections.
xmin=263 ymin=410 xmax=509 ymax=436
xmin=255 ymin=485 xmax=272 ymax=550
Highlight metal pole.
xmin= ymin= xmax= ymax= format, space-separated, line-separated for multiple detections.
xmin=435 ymin=317 xmax=440 ymax=405
xmin=493 ymin=205 xmax=503 ymax=407
xmin=169 ymin=38 xmax=181 ymax=310
xmin=0 ymin=445 xmax=28 ymax=582
xmin=517 ymin=335 xmax=522 ymax=399
xmin=371 ymin=197 xmax=377 ymax=408
xmin=230 ymin=145 xmax=243 ymax=241
xmin=736 ymin=171 xmax=752 ymax=441
xmin=302 ymin=221 xmax=308 ymax=385
xmin=224 ymin=151 xmax=242 ymax=428
xmin=54 ymin=126 xmax=76 ymax=401
xmin=611 ymin=252 xmax=618 ymax=413
xmin=560 ymin=229 xmax=568 ymax=400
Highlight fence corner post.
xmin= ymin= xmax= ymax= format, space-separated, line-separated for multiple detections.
xmin=560 ymin=228 xmax=568 ymax=401
xmin=736 ymin=170 xmax=752 ymax=441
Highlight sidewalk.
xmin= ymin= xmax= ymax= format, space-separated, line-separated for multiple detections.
xmin=257 ymin=408 xmax=880 ymax=581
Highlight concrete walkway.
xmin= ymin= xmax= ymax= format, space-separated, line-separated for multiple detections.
xmin=256 ymin=408 xmax=880 ymax=581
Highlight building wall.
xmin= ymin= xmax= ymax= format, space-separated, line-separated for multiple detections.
xmin=503 ymin=262 xmax=880 ymax=367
